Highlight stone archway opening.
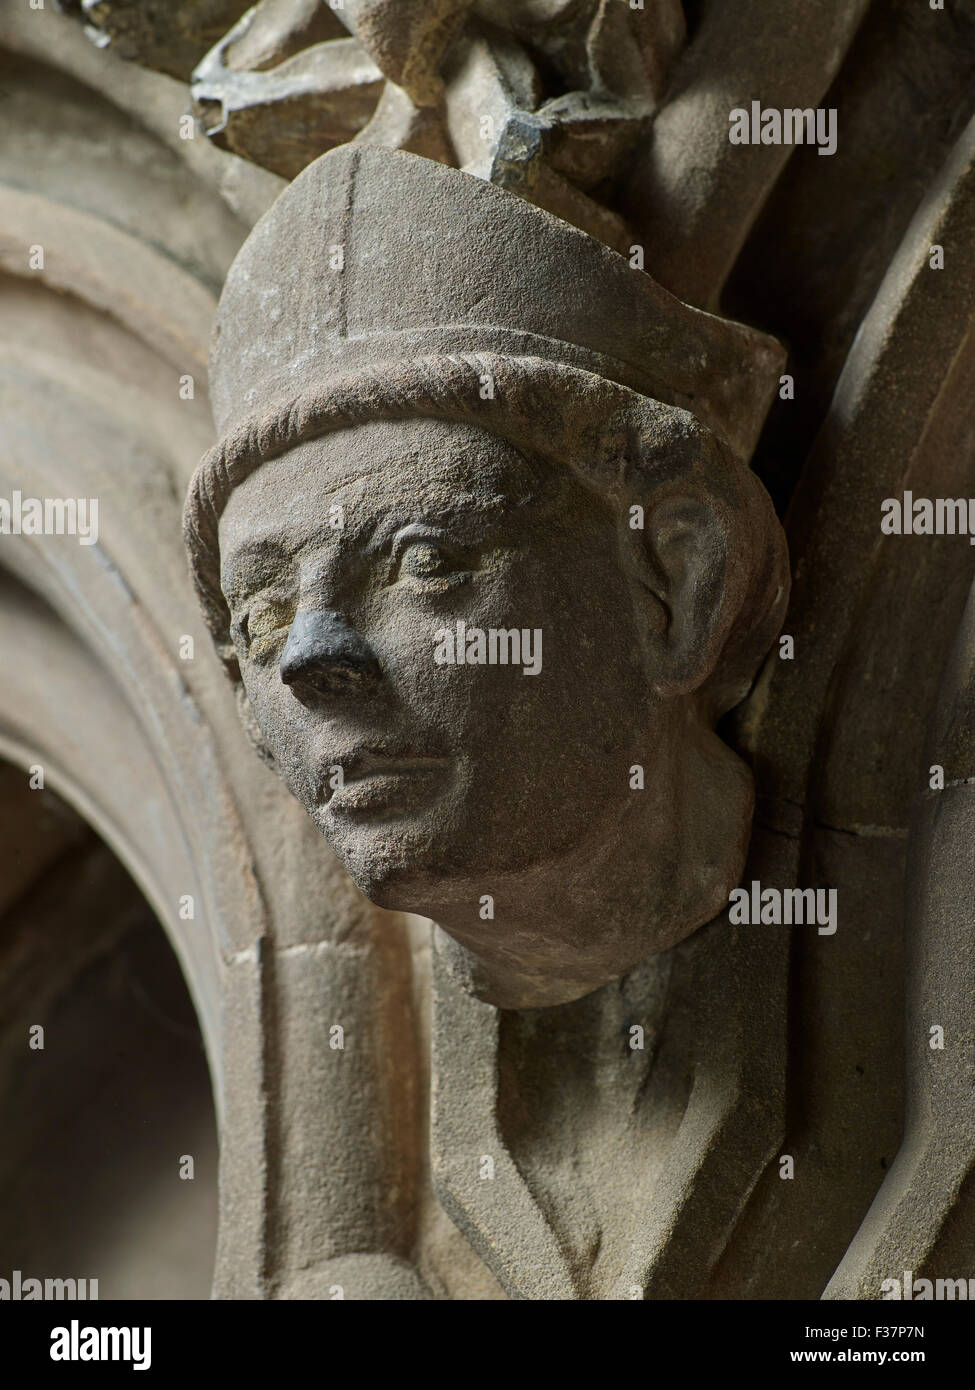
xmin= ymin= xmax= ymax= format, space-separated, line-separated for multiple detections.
xmin=0 ymin=760 xmax=218 ymax=1300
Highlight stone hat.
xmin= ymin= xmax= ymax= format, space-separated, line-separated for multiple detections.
xmin=207 ymin=144 xmax=784 ymax=462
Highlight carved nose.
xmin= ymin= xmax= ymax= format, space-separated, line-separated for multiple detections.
xmin=279 ymin=609 xmax=382 ymax=697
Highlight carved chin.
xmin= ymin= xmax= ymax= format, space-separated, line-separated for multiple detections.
xmin=346 ymin=858 xmax=452 ymax=918
xmin=311 ymin=810 xmax=452 ymax=913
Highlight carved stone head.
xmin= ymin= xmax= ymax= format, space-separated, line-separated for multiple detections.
xmin=185 ymin=146 xmax=789 ymax=1008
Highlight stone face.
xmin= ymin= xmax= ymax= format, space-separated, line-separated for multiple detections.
xmin=7 ymin=0 xmax=975 ymax=1306
xmin=184 ymin=144 xmax=789 ymax=1009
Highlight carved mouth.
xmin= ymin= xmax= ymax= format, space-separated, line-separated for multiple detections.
xmin=319 ymin=749 xmax=451 ymax=815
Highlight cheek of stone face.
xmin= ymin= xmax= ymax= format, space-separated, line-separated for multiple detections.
xmin=242 ymin=662 xmax=322 ymax=806
xmin=344 ymin=531 xmax=649 ymax=882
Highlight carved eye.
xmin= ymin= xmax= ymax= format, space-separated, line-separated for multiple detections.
xmin=392 ymin=534 xmax=473 ymax=590
xmin=398 ymin=541 xmax=453 ymax=580
xmin=237 ymin=595 xmax=295 ymax=648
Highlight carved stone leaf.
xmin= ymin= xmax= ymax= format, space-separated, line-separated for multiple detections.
xmin=192 ymin=21 xmax=384 ymax=180
xmin=79 ymin=0 xmax=254 ymax=80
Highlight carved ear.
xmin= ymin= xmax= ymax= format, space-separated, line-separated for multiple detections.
xmin=621 ymin=489 xmax=737 ymax=700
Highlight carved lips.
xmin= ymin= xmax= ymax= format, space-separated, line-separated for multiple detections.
xmin=320 ymin=749 xmax=452 ymax=817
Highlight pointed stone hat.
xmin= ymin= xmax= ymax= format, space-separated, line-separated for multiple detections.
xmin=207 ymin=144 xmax=784 ymax=463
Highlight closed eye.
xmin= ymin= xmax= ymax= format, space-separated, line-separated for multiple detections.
xmin=232 ymin=593 xmax=296 ymax=651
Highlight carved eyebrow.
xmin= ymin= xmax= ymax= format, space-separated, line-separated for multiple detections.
xmin=363 ymin=515 xmax=486 ymax=559
xmin=221 ymin=539 xmax=293 ymax=597
xmin=221 ymin=483 xmax=538 ymax=594
xmin=361 ymin=493 xmax=525 ymax=550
